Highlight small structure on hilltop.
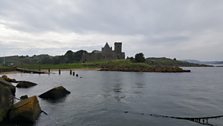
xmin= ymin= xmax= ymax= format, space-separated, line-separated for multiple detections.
xmin=81 ymin=42 xmax=125 ymax=62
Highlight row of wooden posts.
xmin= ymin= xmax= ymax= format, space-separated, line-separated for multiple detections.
xmin=46 ymin=69 xmax=79 ymax=77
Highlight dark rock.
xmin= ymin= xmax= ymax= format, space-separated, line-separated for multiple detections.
xmin=0 ymin=77 xmax=16 ymax=96
xmin=39 ymin=86 xmax=70 ymax=100
xmin=20 ymin=95 xmax=28 ymax=100
xmin=16 ymin=81 xmax=37 ymax=88
xmin=124 ymin=111 xmax=128 ymax=113
xmin=9 ymin=96 xmax=41 ymax=123
xmin=1 ymin=75 xmax=17 ymax=83
xmin=0 ymin=84 xmax=14 ymax=122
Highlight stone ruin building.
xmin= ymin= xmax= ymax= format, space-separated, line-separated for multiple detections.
xmin=81 ymin=42 xmax=125 ymax=62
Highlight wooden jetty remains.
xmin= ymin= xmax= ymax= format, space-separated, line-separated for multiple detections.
xmin=149 ymin=114 xmax=223 ymax=126
xmin=16 ymin=68 xmax=48 ymax=74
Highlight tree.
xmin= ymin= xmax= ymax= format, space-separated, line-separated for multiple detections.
xmin=127 ymin=57 xmax=135 ymax=62
xmin=73 ymin=50 xmax=87 ymax=62
xmin=135 ymin=53 xmax=145 ymax=62
xmin=64 ymin=50 xmax=74 ymax=63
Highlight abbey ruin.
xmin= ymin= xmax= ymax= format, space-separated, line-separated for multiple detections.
xmin=82 ymin=42 xmax=125 ymax=62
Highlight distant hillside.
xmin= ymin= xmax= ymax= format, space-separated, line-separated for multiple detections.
xmin=0 ymin=52 xmax=212 ymax=67
xmin=184 ymin=60 xmax=205 ymax=64
xmin=185 ymin=59 xmax=223 ymax=65
xmin=0 ymin=50 xmax=87 ymax=66
xmin=202 ymin=61 xmax=223 ymax=65
xmin=146 ymin=57 xmax=211 ymax=67
xmin=0 ymin=55 xmax=52 ymax=65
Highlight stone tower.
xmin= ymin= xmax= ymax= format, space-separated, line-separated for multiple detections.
xmin=81 ymin=42 xmax=125 ymax=62
xmin=102 ymin=42 xmax=112 ymax=53
xmin=101 ymin=42 xmax=113 ymax=60
xmin=114 ymin=42 xmax=122 ymax=53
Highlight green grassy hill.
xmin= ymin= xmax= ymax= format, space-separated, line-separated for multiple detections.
xmin=0 ymin=53 xmax=211 ymax=73
xmin=10 ymin=60 xmax=190 ymax=72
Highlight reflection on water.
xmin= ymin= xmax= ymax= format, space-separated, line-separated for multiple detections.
xmin=42 ymin=96 xmax=68 ymax=104
xmin=1 ymin=68 xmax=223 ymax=126
xmin=135 ymin=82 xmax=145 ymax=89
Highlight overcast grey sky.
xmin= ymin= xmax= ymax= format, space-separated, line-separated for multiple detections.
xmin=0 ymin=0 xmax=223 ymax=60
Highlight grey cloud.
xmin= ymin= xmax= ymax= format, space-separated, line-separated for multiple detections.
xmin=1 ymin=0 xmax=223 ymax=34
xmin=1 ymin=0 xmax=223 ymax=60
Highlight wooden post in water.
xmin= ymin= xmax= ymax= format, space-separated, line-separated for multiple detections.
xmin=76 ymin=74 xmax=78 ymax=77
xmin=48 ymin=69 xmax=50 ymax=74
xmin=38 ymin=68 xmax=41 ymax=75
xmin=70 ymin=70 xmax=72 ymax=75
xmin=73 ymin=72 xmax=75 ymax=76
xmin=59 ymin=69 xmax=61 ymax=75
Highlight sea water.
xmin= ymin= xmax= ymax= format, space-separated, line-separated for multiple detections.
xmin=2 ymin=67 xmax=223 ymax=126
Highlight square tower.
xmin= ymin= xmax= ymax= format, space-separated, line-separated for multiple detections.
xmin=114 ymin=42 xmax=122 ymax=53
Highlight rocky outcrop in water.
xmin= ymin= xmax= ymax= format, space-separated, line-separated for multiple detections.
xmin=9 ymin=96 xmax=41 ymax=123
xmin=0 ymin=76 xmax=42 ymax=123
xmin=16 ymin=81 xmax=37 ymax=88
xmin=0 ymin=84 xmax=14 ymax=122
xmin=0 ymin=75 xmax=72 ymax=124
xmin=1 ymin=75 xmax=17 ymax=83
xmin=0 ymin=77 xmax=15 ymax=122
xmin=39 ymin=86 xmax=71 ymax=100
xmin=0 ymin=77 xmax=16 ymax=96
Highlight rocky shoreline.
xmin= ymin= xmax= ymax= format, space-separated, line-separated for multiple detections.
xmin=0 ymin=75 xmax=71 ymax=125
xmin=0 ymin=77 xmax=16 ymax=122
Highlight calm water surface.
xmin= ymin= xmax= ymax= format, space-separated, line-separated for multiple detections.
xmin=2 ymin=67 xmax=223 ymax=126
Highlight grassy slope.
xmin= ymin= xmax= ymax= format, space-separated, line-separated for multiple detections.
xmin=17 ymin=60 xmax=152 ymax=69
xmin=99 ymin=60 xmax=187 ymax=72
xmin=1 ymin=58 xmax=208 ymax=72
xmin=0 ymin=65 xmax=15 ymax=73
xmin=146 ymin=57 xmax=210 ymax=67
xmin=17 ymin=61 xmax=107 ymax=69
xmin=16 ymin=60 xmax=188 ymax=72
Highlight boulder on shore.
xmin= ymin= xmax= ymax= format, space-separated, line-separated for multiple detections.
xmin=16 ymin=81 xmax=37 ymax=88
xmin=1 ymin=75 xmax=17 ymax=83
xmin=0 ymin=77 xmax=16 ymax=96
xmin=9 ymin=96 xmax=41 ymax=123
xmin=39 ymin=86 xmax=70 ymax=100
xmin=0 ymin=84 xmax=14 ymax=122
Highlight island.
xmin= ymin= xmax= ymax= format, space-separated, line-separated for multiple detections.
xmin=0 ymin=42 xmax=211 ymax=73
